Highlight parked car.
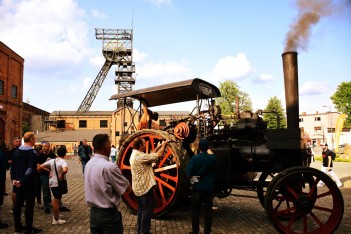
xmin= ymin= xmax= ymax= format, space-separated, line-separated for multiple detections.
xmin=338 ymin=144 xmax=345 ymax=154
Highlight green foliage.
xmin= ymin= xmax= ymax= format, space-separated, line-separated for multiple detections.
xmin=263 ymin=96 xmax=287 ymax=129
xmin=216 ymin=80 xmax=252 ymax=116
xmin=22 ymin=122 xmax=30 ymax=135
xmin=314 ymin=155 xmax=351 ymax=162
xmin=331 ymin=81 xmax=351 ymax=128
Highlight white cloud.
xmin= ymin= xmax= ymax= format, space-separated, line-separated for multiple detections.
xmin=300 ymin=81 xmax=328 ymax=95
xmin=147 ymin=0 xmax=172 ymax=6
xmin=91 ymin=9 xmax=107 ymax=18
xmin=140 ymin=62 xmax=189 ymax=77
xmin=0 ymin=0 xmax=91 ymax=71
xmin=209 ymin=53 xmax=255 ymax=83
xmin=136 ymin=61 xmax=193 ymax=87
xmin=133 ymin=49 xmax=148 ymax=62
xmin=82 ymin=76 xmax=92 ymax=90
xmin=253 ymin=73 xmax=275 ymax=83
xmin=89 ymin=56 xmax=105 ymax=67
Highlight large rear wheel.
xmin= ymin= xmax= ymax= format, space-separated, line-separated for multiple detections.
xmin=117 ymin=129 xmax=190 ymax=217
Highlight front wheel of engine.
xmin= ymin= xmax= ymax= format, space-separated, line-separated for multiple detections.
xmin=264 ymin=166 xmax=344 ymax=234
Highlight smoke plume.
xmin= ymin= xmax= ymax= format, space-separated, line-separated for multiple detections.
xmin=284 ymin=0 xmax=334 ymax=52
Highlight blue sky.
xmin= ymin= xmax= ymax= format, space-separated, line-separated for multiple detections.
xmin=1 ymin=0 xmax=350 ymax=114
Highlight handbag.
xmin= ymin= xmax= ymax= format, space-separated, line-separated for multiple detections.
xmin=54 ymin=159 xmax=68 ymax=194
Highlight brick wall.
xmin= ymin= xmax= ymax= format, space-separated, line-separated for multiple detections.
xmin=0 ymin=41 xmax=24 ymax=146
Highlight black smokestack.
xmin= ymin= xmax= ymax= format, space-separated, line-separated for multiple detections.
xmin=282 ymin=52 xmax=299 ymax=129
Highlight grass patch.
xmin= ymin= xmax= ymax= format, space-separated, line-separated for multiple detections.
xmin=314 ymin=155 xmax=351 ymax=162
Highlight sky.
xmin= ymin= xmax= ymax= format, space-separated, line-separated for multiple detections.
xmin=0 ymin=0 xmax=350 ymax=114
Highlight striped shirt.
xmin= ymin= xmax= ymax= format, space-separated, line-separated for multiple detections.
xmin=130 ymin=149 xmax=158 ymax=196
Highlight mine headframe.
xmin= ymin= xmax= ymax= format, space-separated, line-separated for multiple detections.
xmin=77 ymin=28 xmax=135 ymax=113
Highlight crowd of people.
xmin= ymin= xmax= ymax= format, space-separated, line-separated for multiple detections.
xmin=0 ymin=129 xmax=344 ymax=234
xmin=0 ymin=133 xmax=70 ymax=233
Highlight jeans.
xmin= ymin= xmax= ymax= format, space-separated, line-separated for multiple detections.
xmin=111 ymin=156 xmax=116 ymax=163
xmin=137 ymin=189 xmax=154 ymax=234
xmin=90 ymin=207 xmax=123 ymax=234
xmin=191 ymin=189 xmax=214 ymax=234
xmin=40 ymin=174 xmax=52 ymax=208
xmin=319 ymin=166 xmax=342 ymax=185
xmin=36 ymin=175 xmax=42 ymax=204
xmin=13 ymin=184 xmax=36 ymax=231
xmin=82 ymin=159 xmax=89 ymax=175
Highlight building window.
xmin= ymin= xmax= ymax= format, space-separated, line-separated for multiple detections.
xmin=100 ymin=120 xmax=108 ymax=128
xmin=0 ymin=80 xmax=4 ymax=94
xmin=314 ymin=126 xmax=322 ymax=133
xmin=299 ymin=118 xmax=303 ymax=122
xmin=11 ymin=85 xmax=17 ymax=98
xmin=57 ymin=120 xmax=66 ymax=128
xmin=79 ymin=120 xmax=87 ymax=128
xmin=314 ymin=117 xmax=321 ymax=122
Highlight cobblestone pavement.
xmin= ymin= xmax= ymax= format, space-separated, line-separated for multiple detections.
xmin=1 ymin=156 xmax=350 ymax=234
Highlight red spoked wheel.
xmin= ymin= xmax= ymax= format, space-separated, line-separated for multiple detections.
xmin=264 ymin=166 xmax=344 ymax=234
xmin=117 ymin=129 xmax=190 ymax=217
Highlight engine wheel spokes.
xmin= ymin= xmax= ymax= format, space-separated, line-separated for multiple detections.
xmin=257 ymin=172 xmax=277 ymax=208
xmin=117 ymin=129 xmax=189 ymax=217
xmin=265 ymin=167 xmax=344 ymax=234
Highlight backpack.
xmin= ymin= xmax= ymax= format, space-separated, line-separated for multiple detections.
xmin=329 ymin=150 xmax=336 ymax=160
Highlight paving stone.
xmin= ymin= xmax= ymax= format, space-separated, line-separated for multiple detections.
xmin=1 ymin=157 xmax=350 ymax=233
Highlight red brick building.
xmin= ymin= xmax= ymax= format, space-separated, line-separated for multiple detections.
xmin=0 ymin=41 xmax=24 ymax=146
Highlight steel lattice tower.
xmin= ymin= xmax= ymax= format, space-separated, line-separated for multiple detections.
xmin=77 ymin=28 xmax=135 ymax=112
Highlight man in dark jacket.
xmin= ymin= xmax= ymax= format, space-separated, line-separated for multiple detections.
xmin=8 ymin=136 xmax=22 ymax=209
xmin=186 ymin=138 xmax=216 ymax=234
xmin=0 ymin=144 xmax=9 ymax=229
xmin=78 ymin=139 xmax=92 ymax=175
xmin=37 ymin=141 xmax=56 ymax=214
xmin=11 ymin=132 xmax=42 ymax=234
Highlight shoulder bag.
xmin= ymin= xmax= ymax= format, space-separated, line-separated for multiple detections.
xmin=54 ymin=159 xmax=68 ymax=194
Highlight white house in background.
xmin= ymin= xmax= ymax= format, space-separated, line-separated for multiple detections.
xmin=299 ymin=111 xmax=350 ymax=150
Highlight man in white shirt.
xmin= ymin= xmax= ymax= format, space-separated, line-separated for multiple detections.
xmin=110 ymin=145 xmax=117 ymax=163
xmin=84 ymin=134 xmax=130 ymax=234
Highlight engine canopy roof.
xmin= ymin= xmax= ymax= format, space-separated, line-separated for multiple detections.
xmin=109 ymin=78 xmax=221 ymax=107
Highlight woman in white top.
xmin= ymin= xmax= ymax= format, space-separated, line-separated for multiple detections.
xmin=40 ymin=145 xmax=68 ymax=225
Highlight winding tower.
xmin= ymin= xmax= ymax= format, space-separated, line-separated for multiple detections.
xmin=77 ymin=28 xmax=135 ymax=112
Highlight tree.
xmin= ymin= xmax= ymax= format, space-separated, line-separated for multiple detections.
xmin=331 ymin=81 xmax=351 ymax=128
xmin=263 ymin=96 xmax=287 ymax=129
xmin=216 ymin=80 xmax=252 ymax=116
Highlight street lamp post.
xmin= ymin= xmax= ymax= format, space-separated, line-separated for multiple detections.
xmin=323 ymin=105 xmax=333 ymax=149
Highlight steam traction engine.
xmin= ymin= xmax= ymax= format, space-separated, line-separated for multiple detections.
xmin=110 ymin=52 xmax=344 ymax=234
